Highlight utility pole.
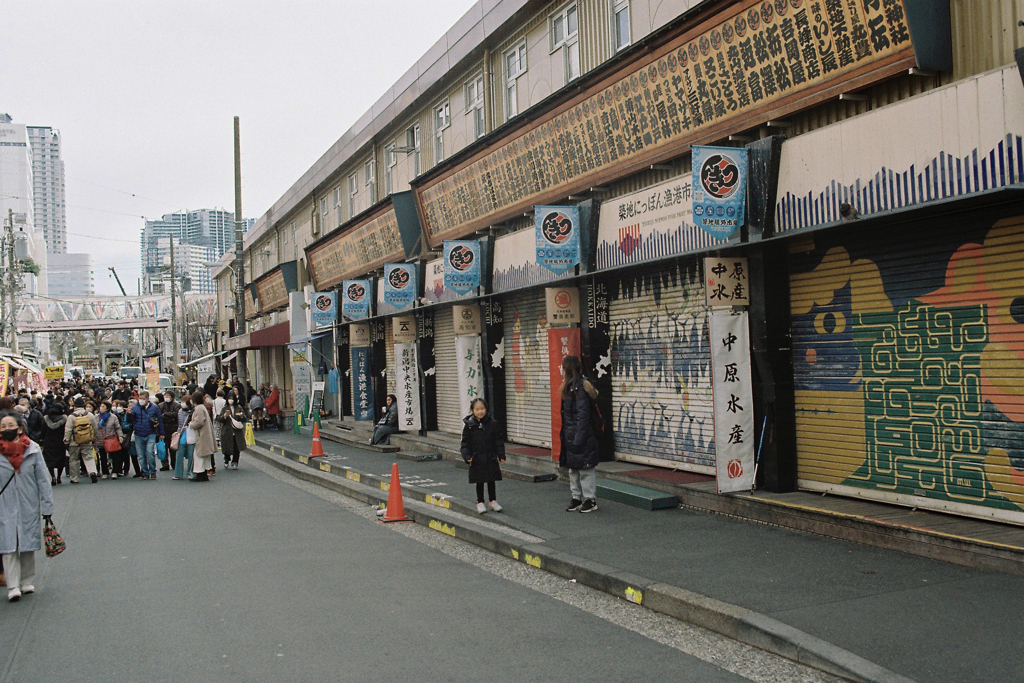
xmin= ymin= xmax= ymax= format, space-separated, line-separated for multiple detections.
xmin=170 ymin=234 xmax=178 ymax=380
xmin=233 ymin=116 xmax=247 ymax=385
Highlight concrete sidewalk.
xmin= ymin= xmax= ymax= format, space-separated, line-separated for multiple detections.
xmin=250 ymin=429 xmax=1022 ymax=683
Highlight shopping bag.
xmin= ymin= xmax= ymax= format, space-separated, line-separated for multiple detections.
xmin=44 ymin=519 xmax=66 ymax=557
xmin=244 ymin=421 xmax=255 ymax=447
xmin=156 ymin=440 xmax=167 ymax=461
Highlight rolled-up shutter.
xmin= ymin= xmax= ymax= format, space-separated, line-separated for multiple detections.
xmin=789 ymin=215 xmax=1024 ymax=525
xmin=433 ymin=307 xmax=462 ymax=434
xmin=503 ymin=291 xmax=552 ymax=447
xmin=609 ymin=261 xmax=715 ymax=472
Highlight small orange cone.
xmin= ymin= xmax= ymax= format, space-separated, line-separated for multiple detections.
xmin=310 ymin=422 xmax=325 ymax=458
xmin=382 ymin=463 xmax=412 ymax=523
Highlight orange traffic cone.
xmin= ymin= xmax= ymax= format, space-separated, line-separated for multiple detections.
xmin=382 ymin=462 xmax=412 ymax=523
xmin=310 ymin=422 xmax=325 ymax=458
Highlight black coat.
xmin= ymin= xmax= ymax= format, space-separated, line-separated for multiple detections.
xmin=460 ymin=415 xmax=504 ymax=484
xmin=218 ymin=403 xmax=249 ymax=457
xmin=42 ymin=414 xmax=68 ymax=469
xmin=25 ymin=408 xmax=46 ymax=444
xmin=559 ymin=379 xmax=600 ymax=471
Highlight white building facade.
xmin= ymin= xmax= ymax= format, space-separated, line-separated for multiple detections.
xmin=27 ymin=126 xmax=66 ymax=254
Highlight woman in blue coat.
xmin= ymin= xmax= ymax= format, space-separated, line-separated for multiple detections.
xmin=0 ymin=410 xmax=55 ymax=602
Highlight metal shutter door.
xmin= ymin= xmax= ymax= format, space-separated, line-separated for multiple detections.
xmin=504 ymin=292 xmax=552 ymax=447
xmin=609 ymin=261 xmax=715 ymax=471
xmin=385 ymin=321 xmax=396 ymax=397
xmin=433 ymin=307 xmax=463 ymax=434
xmin=789 ymin=216 xmax=1024 ymax=525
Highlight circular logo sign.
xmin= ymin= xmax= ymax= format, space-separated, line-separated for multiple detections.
xmin=699 ymin=153 xmax=741 ymax=200
xmin=315 ymin=294 xmax=333 ymax=311
xmin=388 ymin=267 xmax=411 ymax=289
xmin=727 ymin=459 xmax=744 ymax=479
xmin=541 ymin=211 xmax=574 ymax=246
xmin=554 ymin=290 xmax=572 ymax=309
xmin=461 ymin=308 xmax=474 ymax=320
xmin=346 ymin=283 xmax=366 ymax=302
xmin=448 ymin=245 xmax=475 ymax=271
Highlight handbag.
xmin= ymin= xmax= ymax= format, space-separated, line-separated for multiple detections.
xmin=44 ymin=518 xmax=66 ymax=557
xmin=186 ymin=425 xmax=197 ymax=445
xmin=169 ymin=431 xmax=180 ymax=451
xmin=103 ymin=434 xmax=121 ymax=453
xmin=230 ymin=416 xmax=243 ymax=431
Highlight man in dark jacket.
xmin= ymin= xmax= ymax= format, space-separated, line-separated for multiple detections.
xmin=158 ymin=391 xmax=181 ymax=471
xmin=129 ymin=391 xmax=164 ymax=479
xmin=18 ymin=397 xmax=46 ymax=445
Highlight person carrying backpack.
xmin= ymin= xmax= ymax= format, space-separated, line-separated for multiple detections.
xmin=558 ymin=355 xmax=601 ymax=513
xmin=63 ymin=398 xmax=99 ymax=484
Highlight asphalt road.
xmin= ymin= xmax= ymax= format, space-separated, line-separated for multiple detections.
xmin=0 ymin=459 xmax=835 ymax=683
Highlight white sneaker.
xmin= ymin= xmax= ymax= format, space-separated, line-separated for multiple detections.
xmin=475 ymin=502 xmax=487 ymax=514
xmin=111 ymin=473 xmax=117 ymax=480
xmin=20 ymin=585 xmax=34 ymax=594
xmin=8 ymin=588 xmax=21 ymax=602
xmin=488 ymin=501 xmax=502 ymax=512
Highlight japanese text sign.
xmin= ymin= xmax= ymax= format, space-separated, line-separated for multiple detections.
xmin=394 ymin=342 xmax=422 ymax=431
xmin=545 ymin=287 xmax=581 ymax=326
xmin=342 ymin=280 xmax=372 ymax=321
xmin=454 ymin=304 xmax=482 ymax=336
xmin=310 ymin=291 xmax=338 ymax=327
xmin=383 ymin=263 xmax=417 ymax=311
xmin=535 ymin=206 xmax=580 ymax=275
xmin=349 ymin=322 xmax=371 ymax=347
xmin=444 ymin=240 xmax=482 ymax=296
xmin=693 ymin=146 xmax=747 ymax=239
xmin=44 ymin=365 xmax=64 ymax=381
xmin=710 ymin=310 xmax=755 ymax=494
xmin=392 ymin=315 xmax=417 ymax=344
xmin=704 ymin=257 xmax=749 ymax=307
xmin=351 ymin=345 xmax=374 ymax=421
xmin=548 ymin=327 xmax=581 ymax=459
xmin=456 ymin=335 xmax=484 ymax=420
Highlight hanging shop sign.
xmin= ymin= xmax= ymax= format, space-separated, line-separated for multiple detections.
xmin=342 ymin=280 xmax=372 ymax=321
xmin=394 ymin=342 xmax=422 ymax=431
xmin=311 ymin=291 xmax=338 ymax=327
xmin=548 ymin=327 xmax=581 ymax=460
xmin=443 ymin=240 xmax=482 ymax=296
xmin=704 ymin=256 xmax=749 ymax=307
xmin=351 ymin=345 xmax=374 ymax=421
xmin=424 ymin=258 xmax=449 ymax=303
xmin=306 ymin=206 xmax=404 ymax=291
xmin=453 ymin=304 xmax=482 ymax=336
xmin=253 ymin=261 xmax=299 ymax=314
xmin=0 ymin=362 xmax=8 ymax=393
xmin=392 ymin=315 xmax=417 ymax=344
xmin=545 ymin=287 xmax=580 ymax=326
xmin=349 ymin=322 xmax=371 ymax=347
xmin=145 ymin=357 xmax=160 ymax=394
xmin=692 ymin=146 xmax=747 ymax=239
xmin=774 ymin=62 xmax=1024 ymax=234
xmin=415 ymin=0 xmax=933 ymax=245
xmin=493 ymin=227 xmax=572 ymax=293
xmin=710 ymin=309 xmax=755 ymax=494
xmin=291 ymin=350 xmax=308 ymax=364
xmin=44 ymin=365 xmax=64 ymax=381
xmin=455 ymin=335 xmax=484 ymax=420
xmin=383 ymin=263 xmax=417 ymax=311
xmin=535 ymin=206 xmax=580 ymax=275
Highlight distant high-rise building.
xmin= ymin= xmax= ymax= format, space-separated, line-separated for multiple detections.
xmin=48 ymin=252 xmax=94 ymax=298
xmin=141 ymin=209 xmax=248 ymax=293
xmin=146 ymin=238 xmax=217 ymax=295
xmin=27 ymin=126 xmax=66 ymax=254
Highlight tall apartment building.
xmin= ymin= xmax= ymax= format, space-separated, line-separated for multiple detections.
xmin=141 ymin=209 xmax=250 ymax=293
xmin=47 ymin=252 xmax=94 ymax=298
xmin=27 ymin=126 xmax=66 ymax=254
xmin=146 ymin=238 xmax=216 ymax=295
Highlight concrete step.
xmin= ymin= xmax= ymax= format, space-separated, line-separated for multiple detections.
xmin=319 ymin=425 xmax=398 ymax=453
xmin=453 ymin=459 xmax=557 ymax=483
xmin=596 ymin=479 xmax=679 ymax=510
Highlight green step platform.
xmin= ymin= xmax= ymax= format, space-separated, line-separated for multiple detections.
xmin=596 ymin=479 xmax=679 ymax=510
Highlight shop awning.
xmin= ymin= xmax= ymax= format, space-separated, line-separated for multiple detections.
xmin=221 ymin=351 xmax=238 ymax=363
xmin=179 ymin=350 xmax=227 ymax=368
xmin=286 ymin=331 xmax=332 ymax=346
xmin=224 ymin=321 xmax=290 ymax=351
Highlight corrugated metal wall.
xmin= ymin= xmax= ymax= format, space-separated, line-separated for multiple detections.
xmin=503 ymin=291 xmax=553 ymax=447
xmin=950 ymin=0 xmax=1024 ymax=81
xmin=579 ymin=0 xmax=613 ymax=75
xmin=433 ymin=307 xmax=463 ymax=434
xmin=789 ymin=214 xmax=1024 ymax=525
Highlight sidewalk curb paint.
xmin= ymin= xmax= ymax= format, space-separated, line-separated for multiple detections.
xmin=248 ymin=439 xmax=918 ymax=683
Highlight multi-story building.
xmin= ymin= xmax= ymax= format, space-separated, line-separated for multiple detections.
xmin=47 ymin=252 xmax=95 ymax=298
xmin=217 ymin=1 xmax=1024 ymax=533
xmin=147 ymin=238 xmax=217 ymax=295
xmin=142 ymin=209 xmax=249 ymax=293
xmin=27 ymin=125 xmax=67 ymax=254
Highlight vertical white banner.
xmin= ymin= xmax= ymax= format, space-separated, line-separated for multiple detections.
xmin=710 ymin=310 xmax=755 ymax=494
xmin=394 ymin=342 xmax=422 ymax=432
xmin=455 ymin=334 xmax=484 ymax=421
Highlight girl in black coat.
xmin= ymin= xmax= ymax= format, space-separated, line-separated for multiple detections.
xmin=559 ymin=355 xmax=600 ymax=513
xmin=460 ymin=398 xmax=505 ymax=514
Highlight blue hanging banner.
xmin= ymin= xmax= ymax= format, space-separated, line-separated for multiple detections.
xmin=535 ymin=206 xmax=580 ymax=275
xmin=310 ymin=291 xmax=337 ymax=327
xmin=692 ymin=146 xmax=747 ymax=240
xmin=443 ymin=240 xmax=481 ymax=296
xmin=341 ymin=279 xmax=372 ymax=321
xmin=383 ymin=264 xmax=416 ymax=311
xmin=350 ymin=345 xmax=374 ymax=421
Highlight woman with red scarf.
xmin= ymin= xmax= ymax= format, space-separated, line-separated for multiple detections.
xmin=0 ymin=410 xmax=54 ymax=602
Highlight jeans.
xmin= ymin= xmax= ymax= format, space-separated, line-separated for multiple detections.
xmin=174 ymin=442 xmax=194 ymax=479
xmin=135 ymin=434 xmax=157 ymax=476
xmin=568 ymin=468 xmax=597 ymax=502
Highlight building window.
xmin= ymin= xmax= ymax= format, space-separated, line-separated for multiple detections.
xmin=364 ymin=159 xmax=376 ymax=204
xmin=385 ymin=142 xmax=397 ymax=196
xmin=434 ymin=100 xmax=450 ymax=163
xmin=332 ymin=185 xmax=342 ymax=226
xmin=504 ymin=40 xmax=527 ymax=120
xmin=318 ymin=197 xmax=327 ymax=234
xmin=465 ymin=74 xmax=485 ymax=140
xmin=407 ymin=124 xmax=421 ymax=177
xmin=551 ymin=3 xmax=580 ymax=84
xmin=348 ymin=172 xmax=358 ymax=218
xmin=613 ymin=0 xmax=630 ymax=51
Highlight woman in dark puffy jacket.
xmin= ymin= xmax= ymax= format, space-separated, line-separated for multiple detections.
xmin=460 ymin=398 xmax=505 ymax=514
xmin=559 ymin=355 xmax=600 ymax=513
xmin=41 ymin=403 xmax=68 ymax=485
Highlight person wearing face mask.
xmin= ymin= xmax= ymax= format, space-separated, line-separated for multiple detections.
xmin=94 ymin=401 xmax=124 ymax=480
xmin=0 ymin=410 xmax=54 ymax=602
xmin=17 ymin=398 xmax=45 ymax=446
xmin=63 ymin=398 xmax=100 ymax=484
xmin=129 ymin=391 xmax=164 ymax=480
xmin=188 ymin=391 xmax=216 ymax=482
xmin=159 ymin=391 xmax=180 ymax=473
xmin=217 ymin=392 xmax=249 ymax=470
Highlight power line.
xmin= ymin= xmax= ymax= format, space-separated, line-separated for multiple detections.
xmin=1 ymin=157 xmax=185 ymax=209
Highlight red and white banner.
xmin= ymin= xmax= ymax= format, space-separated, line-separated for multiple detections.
xmin=710 ymin=310 xmax=755 ymax=494
xmin=548 ymin=327 xmax=580 ymax=461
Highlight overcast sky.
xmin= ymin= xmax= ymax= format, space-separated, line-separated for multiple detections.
xmin=1 ymin=0 xmax=477 ymax=296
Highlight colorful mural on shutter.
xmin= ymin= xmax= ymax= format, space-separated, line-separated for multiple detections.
xmin=789 ymin=215 xmax=1024 ymax=524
